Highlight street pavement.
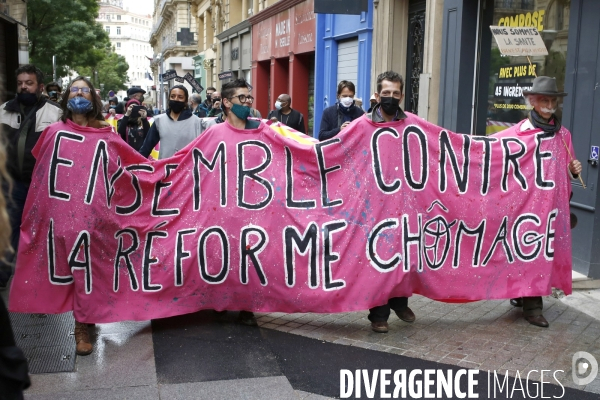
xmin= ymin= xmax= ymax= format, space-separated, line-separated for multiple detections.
xmin=3 ymin=277 xmax=600 ymax=399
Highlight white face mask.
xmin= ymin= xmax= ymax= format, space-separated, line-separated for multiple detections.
xmin=275 ymin=101 xmax=282 ymax=110
xmin=339 ymin=96 xmax=354 ymax=107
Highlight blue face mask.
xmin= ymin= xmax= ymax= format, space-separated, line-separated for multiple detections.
xmin=67 ymin=97 xmax=93 ymax=114
xmin=231 ymin=103 xmax=251 ymax=121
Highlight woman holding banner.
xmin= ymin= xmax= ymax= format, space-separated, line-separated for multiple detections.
xmin=58 ymin=76 xmax=112 ymax=355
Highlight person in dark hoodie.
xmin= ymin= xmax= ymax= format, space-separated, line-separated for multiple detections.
xmin=139 ymin=85 xmax=209 ymax=159
xmin=318 ymin=80 xmax=364 ymax=141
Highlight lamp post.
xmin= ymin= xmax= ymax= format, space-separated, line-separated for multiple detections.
xmin=157 ymin=53 xmax=164 ymax=112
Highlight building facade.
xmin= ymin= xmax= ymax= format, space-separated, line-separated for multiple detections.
xmin=98 ymin=1 xmax=154 ymax=100
xmin=250 ymin=0 xmax=316 ymax=133
xmin=150 ymin=0 xmax=199 ymax=110
xmin=313 ymin=2 xmax=373 ymax=137
xmin=0 ymin=0 xmax=29 ymax=101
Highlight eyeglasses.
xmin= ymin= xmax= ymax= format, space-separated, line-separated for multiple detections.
xmin=70 ymin=86 xmax=91 ymax=94
xmin=230 ymin=94 xmax=254 ymax=104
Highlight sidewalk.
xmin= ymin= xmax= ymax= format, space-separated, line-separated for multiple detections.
xmin=4 ymin=281 xmax=600 ymax=399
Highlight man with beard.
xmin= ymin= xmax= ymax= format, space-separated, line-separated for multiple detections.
xmin=0 ymin=65 xmax=62 ymax=289
xmin=510 ymin=76 xmax=582 ymax=328
xmin=139 ymin=85 xmax=209 ymax=159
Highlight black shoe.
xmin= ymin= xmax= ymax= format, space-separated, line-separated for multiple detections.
xmin=395 ymin=307 xmax=416 ymax=323
xmin=510 ymin=298 xmax=523 ymax=307
xmin=525 ymin=315 xmax=549 ymax=328
xmin=238 ymin=311 xmax=258 ymax=326
xmin=371 ymin=321 xmax=389 ymax=333
xmin=213 ymin=310 xmax=227 ymax=321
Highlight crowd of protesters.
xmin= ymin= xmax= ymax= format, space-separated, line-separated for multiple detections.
xmin=0 ymin=63 xmax=581 ymax=391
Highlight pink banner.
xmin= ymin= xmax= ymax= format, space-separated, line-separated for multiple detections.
xmin=9 ymin=115 xmax=574 ymax=323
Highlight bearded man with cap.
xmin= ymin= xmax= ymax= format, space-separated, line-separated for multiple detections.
xmin=127 ymin=87 xmax=154 ymax=117
xmin=0 ymin=65 xmax=62 ymax=289
xmin=509 ymin=76 xmax=582 ymax=328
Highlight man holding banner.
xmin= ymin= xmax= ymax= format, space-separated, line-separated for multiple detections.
xmin=510 ymin=76 xmax=582 ymax=327
xmin=363 ymin=71 xmax=416 ymax=333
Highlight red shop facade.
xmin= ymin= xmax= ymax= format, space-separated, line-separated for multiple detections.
xmin=250 ymin=0 xmax=316 ymax=133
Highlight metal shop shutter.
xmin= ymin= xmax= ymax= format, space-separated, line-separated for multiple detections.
xmin=336 ymin=38 xmax=359 ymax=85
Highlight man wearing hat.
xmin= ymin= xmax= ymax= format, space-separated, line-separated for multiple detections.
xmin=510 ymin=76 xmax=582 ymax=328
xmin=127 ymin=87 xmax=154 ymax=117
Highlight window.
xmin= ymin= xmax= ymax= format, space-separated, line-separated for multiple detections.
xmin=475 ymin=0 xmax=571 ymax=135
xmin=116 ymin=42 xmax=121 ymax=48
xmin=106 ymin=14 xmax=111 ymax=20
xmin=117 ymin=27 xmax=121 ymax=35
xmin=105 ymin=26 xmax=110 ymax=34
xmin=117 ymin=15 xmax=121 ymax=21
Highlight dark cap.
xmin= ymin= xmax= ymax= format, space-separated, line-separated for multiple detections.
xmin=127 ymin=87 xmax=146 ymax=96
xmin=522 ymin=76 xmax=567 ymax=97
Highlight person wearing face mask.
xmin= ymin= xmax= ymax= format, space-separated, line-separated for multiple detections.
xmin=203 ymin=78 xmax=265 ymax=326
xmin=268 ymin=94 xmax=306 ymax=134
xmin=207 ymin=91 xmax=224 ymax=118
xmin=45 ymin=81 xmax=63 ymax=103
xmin=55 ymin=76 xmax=112 ymax=356
xmin=359 ymin=71 xmax=416 ymax=333
xmin=199 ymin=86 xmax=216 ymax=115
xmin=318 ymin=80 xmax=364 ymax=141
xmin=139 ymin=85 xmax=209 ymax=159
xmin=0 ymin=64 xmax=62 ymax=290
xmin=508 ymin=76 xmax=581 ymax=328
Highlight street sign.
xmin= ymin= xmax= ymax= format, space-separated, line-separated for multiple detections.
xmin=184 ymin=73 xmax=204 ymax=93
xmin=218 ymin=71 xmax=233 ymax=80
xmin=108 ymin=90 xmax=115 ymax=97
xmin=174 ymin=76 xmax=185 ymax=83
xmin=489 ymin=26 xmax=548 ymax=56
xmin=247 ymin=82 xmax=253 ymax=92
xmin=162 ymin=70 xmax=177 ymax=81
xmin=590 ymin=146 xmax=599 ymax=161
xmin=314 ymin=0 xmax=367 ymax=15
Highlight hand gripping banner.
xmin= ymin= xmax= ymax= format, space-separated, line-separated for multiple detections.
xmin=9 ymin=115 xmax=574 ymax=323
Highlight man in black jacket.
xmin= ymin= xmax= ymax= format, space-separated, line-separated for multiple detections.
xmin=0 ymin=65 xmax=62 ymax=288
xmin=268 ymin=94 xmax=306 ymax=134
xmin=318 ymin=80 xmax=364 ymax=141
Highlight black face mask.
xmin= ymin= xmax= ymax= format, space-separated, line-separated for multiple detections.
xmin=169 ymin=100 xmax=186 ymax=114
xmin=379 ymin=96 xmax=401 ymax=116
xmin=17 ymin=92 xmax=39 ymax=107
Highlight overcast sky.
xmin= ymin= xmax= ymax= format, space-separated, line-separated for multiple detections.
xmin=122 ymin=0 xmax=154 ymax=16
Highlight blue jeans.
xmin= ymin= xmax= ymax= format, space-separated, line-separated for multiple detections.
xmin=0 ymin=180 xmax=29 ymax=285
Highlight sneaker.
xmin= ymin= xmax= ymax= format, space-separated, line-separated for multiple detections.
xmin=74 ymin=321 xmax=93 ymax=356
xmin=238 ymin=311 xmax=258 ymax=326
xmin=395 ymin=307 xmax=416 ymax=323
xmin=371 ymin=321 xmax=389 ymax=333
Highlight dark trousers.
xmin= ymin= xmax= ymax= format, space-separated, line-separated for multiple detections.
xmin=0 ymin=296 xmax=30 ymax=399
xmin=0 ymin=181 xmax=29 ymax=285
xmin=522 ymin=296 xmax=543 ymax=317
xmin=368 ymin=297 xmax=408 ymax=323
